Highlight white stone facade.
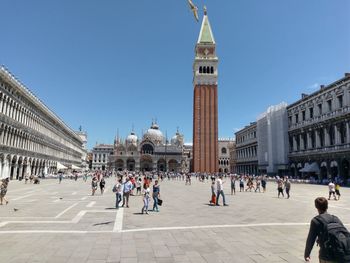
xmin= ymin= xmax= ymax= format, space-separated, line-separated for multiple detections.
xmin=288 ymin=73 xmax=350 ymax=182
xmin=91 ymin=144 xmax=113 ymax=171
xmin=0 ymin=66 xmax=85 ymax=179
xmin=218 ymin=138 xmax=234 ymax=173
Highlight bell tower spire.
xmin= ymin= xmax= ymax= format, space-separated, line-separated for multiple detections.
xmin=192 ymin=8 xmax=219 ymax=173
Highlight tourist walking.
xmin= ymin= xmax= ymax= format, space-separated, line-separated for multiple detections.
xmin=277 ymin=178 xmax=284 ymax=198
xmin=255 ymin=178 xmax=261 ymax=193
xmin=335 ymin=183 xmax=341 ymax=200
xmin=216 ymin=175 xmax=228 ymax=206
xmin=245 ymin=177 xmax=255 ymax=192
xmin=210 ymin=181 xmax=216 ymax=205
xmin=239 ymin=177 xmax=244 ymax=192
xmin=99 ymin=177 xmax=106 ymax=195
xmin=122 ymin=177 xmax=133 ymax=208
xmin=304 ymin=197 xmax=350 ymax=262
xmin=152 ymin=180 xmax=160 ymax=212
xmin=0 ymin=178 xmax=9 ymax=205
xmin=136 ymin=177 xmax=142 ymax=195
xmin=112 ymin=179 xmax=123 ymax=209
xmin=284 ymin=177 xmax=291 ymax=199
xmin=141 ymin=185 xmax=151 ymax=214
xmin=261 ymin=177 xmax=267 ymax=193
xmin=91 ymin=177 xmax=98 ymax=196
xmin=58 ymin=173 xmax=63 ymax=184
xmin=328 ymin=181 xmax=337 ymax=201
xmin=230 ymin=176 xmax=236 ymax=195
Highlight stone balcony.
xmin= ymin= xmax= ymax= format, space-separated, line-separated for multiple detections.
xmin=289 ymin=143 xmax=350 ymax=157
xmin=289 ymin=106 xmax=350 ymax=131
xmin=236 ymin=156 xmax=258 ymax=163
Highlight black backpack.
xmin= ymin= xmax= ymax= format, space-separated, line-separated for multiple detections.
xmin=316 ymin=214 xmax=350 ymax=263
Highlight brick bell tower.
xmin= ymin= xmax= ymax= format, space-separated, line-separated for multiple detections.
xmin=192 ymin=8 xmax=218 ymax=173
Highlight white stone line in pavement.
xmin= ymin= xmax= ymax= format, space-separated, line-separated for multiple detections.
xmin=12 ymin=193 xmax=34 ymax=201
xmin=121 ymin=222 xmax=311 ymax=233
xmin=72 ymin=192 xmax=77 ymax=195
xmin=113 ymin=208 xmax=124 ymax=232
xmin=0 ymin=209 xmax=117 ymax=229
xmin=121 ymin=222 xmax=350 ymax=233
xmin=54 ymin=202 xmax=80 ymax=219
xmin=0 ymin=222 xmax=348 ymax=235
xmin=71 ymin=210 xmax=86 ymax=223
xmin=81 ymin=196 xmax=88 ymax=200
xmin=0 ymin=217 xmax=54 ymax=219
xmin=70 ymin=210 xmax=115 ymax=223
xmin=0 ymin=230 xmax=109 ymax=234
xmin=7 ymin=183 xmax=57 ymax=194
xmin=86 ymin=201 xmax=96 ymax=208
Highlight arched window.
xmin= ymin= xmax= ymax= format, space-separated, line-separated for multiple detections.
xmin=203 ymin=67 xmax=206 ymax=74
xmin=207 ymin=66 xmax=210 ymax=74
xmin=141 ymin=144 xmax=154 ymax=154
xmin=199 ymin=66 xmax=202 ymax=73
xmin=211 ymin=67 xmax=214 ymax=74
xmin=221 ymin=147 xmax=227 ymax=154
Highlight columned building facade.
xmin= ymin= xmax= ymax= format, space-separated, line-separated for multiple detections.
xmin=0 ymin=66 xmax=85 ymax=179
xmin=235 ymin=123 xmax=258 ymax=175
xmin=92 ymin=144 xmax=114 ymax=171
xmin=288 ymin=73 xmax=350 ymax=182
xmin=192 ymin=9 xmax=218 ymax=173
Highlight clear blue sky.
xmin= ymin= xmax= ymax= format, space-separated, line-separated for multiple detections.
xmin=1 ymin=0 xmax=349 ymax=149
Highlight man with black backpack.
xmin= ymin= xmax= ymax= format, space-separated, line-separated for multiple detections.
xmin=304 ymin=197 xmax=350 ymax=263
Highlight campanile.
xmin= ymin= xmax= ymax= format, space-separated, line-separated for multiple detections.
xmin=192 ymin=8 xmax=218 ymax=173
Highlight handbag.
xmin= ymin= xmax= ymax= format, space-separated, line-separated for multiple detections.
xmin=157 ymin=198 xmax=163 ymax=206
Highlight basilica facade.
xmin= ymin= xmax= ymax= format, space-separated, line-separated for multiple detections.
xmin=108 ymin=123 xmax=190 ymax=173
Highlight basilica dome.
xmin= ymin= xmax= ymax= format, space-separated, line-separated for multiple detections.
xmin=126 ymin=132 xmax=138 ymax=145
xmin=171 ymin=130 xmax=184 ymax=147
xmin=143 ymin=123 xmax=164 ymax=144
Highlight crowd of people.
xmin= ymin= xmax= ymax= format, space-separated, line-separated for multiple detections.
xmin=89 ymin=171 xmax=162 ymax=214
xmin=1 ymin=169 xmax=349 ymax=262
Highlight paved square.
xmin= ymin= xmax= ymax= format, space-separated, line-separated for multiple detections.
xmin=0 ymin=177 xmax=349 ymax=263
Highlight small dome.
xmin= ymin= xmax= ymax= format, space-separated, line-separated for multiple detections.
xmin=171 ymin=130 xmax=184 ymax=147
xmin=126 ymin=132 xmax=138 ymax=145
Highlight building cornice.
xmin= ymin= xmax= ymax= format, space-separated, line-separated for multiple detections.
xmin=0 ymin=66 xmax=82 ymax=143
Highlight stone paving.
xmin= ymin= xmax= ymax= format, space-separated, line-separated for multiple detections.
xmin=0 ymin=177 xmax=349 ymax=263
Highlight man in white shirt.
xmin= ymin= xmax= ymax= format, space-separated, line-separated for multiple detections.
xmin=328 ymin=181 xmax=337 ymax=200
xmin=216 ymin=175 xmax=228 ymax=206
